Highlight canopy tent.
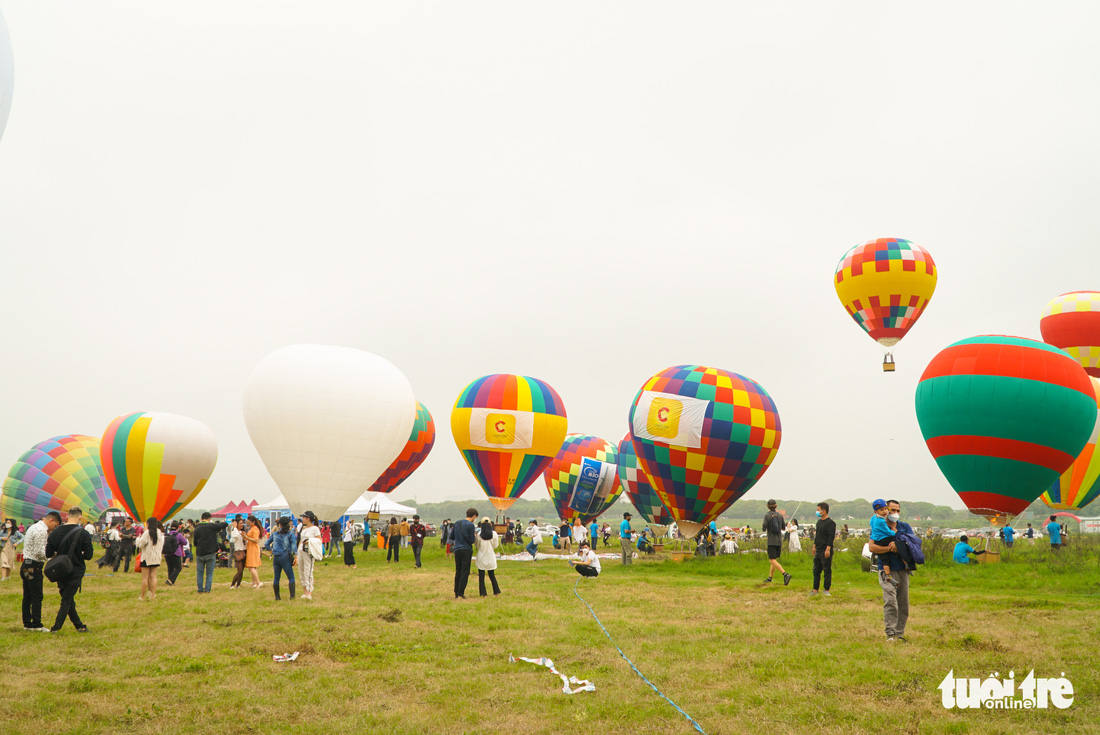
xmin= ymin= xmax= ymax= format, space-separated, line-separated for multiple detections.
xmin=251 ymin=493 xmax=416 ymax=522
xmin=345 ymin=493 xmax=417 ymax=519
xmin=211 ymin=499 xmax=259 ymax=518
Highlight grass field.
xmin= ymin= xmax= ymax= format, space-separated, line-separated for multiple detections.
xmin=2 ymin=535 xmax=1098 ymax=735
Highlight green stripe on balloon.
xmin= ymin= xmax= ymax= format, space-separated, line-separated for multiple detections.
xmin=935 ymin=455 xmax=1059 ymax=501
xmin=950 ymin=334 xmax=1074 ymax=356
xmin=916 ymin=376 xmax=1095 ymax=456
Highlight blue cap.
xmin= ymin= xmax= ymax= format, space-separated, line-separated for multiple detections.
xmin=872 ymin=499 xmax=886 ymax=510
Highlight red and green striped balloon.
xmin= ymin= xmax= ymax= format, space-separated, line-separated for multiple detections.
xmin=915 ymin=336 xmax=1097 ymax=518
xmin=367 ymin=401 xmax=435 ymax=494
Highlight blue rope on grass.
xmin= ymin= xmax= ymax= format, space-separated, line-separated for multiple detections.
xmin=573 ymin=577 xmax=709 ymax=735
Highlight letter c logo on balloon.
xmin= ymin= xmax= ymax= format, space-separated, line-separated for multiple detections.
xmin=647 ymin=398 xmax=681 ymax=439
xmin=486 ymin=413 xmax=517 ymax=444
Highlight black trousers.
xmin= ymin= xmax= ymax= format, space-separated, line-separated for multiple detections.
xmin=813 ymin=549 xmax=832 ymax=591
xmin=478 ymin=569 xmax=500 ymax=596
xmin=114 ymin=544 xmax=133 ymax=573
xmin=21 ymin=560 xmax=44 ymax=628
xmin=166 ymin=555 xmax=182 ymax=583
xmin=343 ymin=541 xmax=355 ymax=566
xmin=453 ymin=549 xmax=472 ymax=597
xmin=53 ymin=574 xmax=85 ymax=631
xmin=411 ymin=543 xmax=423 ymax=568
xmin=575 ymin=564 xmax=599 ymax=577
xmin=387 ymin=538 xmax=399 ymax=562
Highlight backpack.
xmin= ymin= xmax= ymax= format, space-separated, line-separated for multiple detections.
xmin=162 ymin=532 xmax=178 ymax=556
xmin=768 ymin=512 xmax=783 ymax=536
xmin=895 ymin=530 xmax=925 ymax=566
xmin=44 ymin=527 xmax=83 ymax=582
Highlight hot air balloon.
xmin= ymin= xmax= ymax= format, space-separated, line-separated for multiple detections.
xmin=628 ymin=365 xmax=782 ymax=538
xmin=915 ymin=336 xmax=1097 ymax=519
xmin=834 ymin=238 xmax=937 ymax=371
xmin=0 ymin=9 xmax=13 ymax=146
xmin=451 ymin=374 xmax=568 ymax=511
xmin=2 ymin=435 xmax=113 ymax=525
xmin=1040 ymin=376 xmax=1100 ymax=512
xmin=1040 ymin=291 xmax=1100 ymax=378
xmin=101 ymin=412 xmax=218 ymax=522
xmin=543 ymin=434 xmax=622 ymax=524
xmin=243 ymin=345 xmax=416 ymax=523
xmin=367 ymin=401 xmax=436 ymax=494
xmin=616 ymin=433 xmax=672 ymax=525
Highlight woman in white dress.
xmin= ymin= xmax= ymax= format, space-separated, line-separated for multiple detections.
xmin=474 ymin=518 xmax=501 ymax=596
xmin=786 ymin=519 xmax=802 ymax=553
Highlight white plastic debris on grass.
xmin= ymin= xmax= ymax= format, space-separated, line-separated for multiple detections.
xmin=273 ymin=652 xmax=300 ymax=662
xmin=509 ymin=654 xmax=595 ymax=694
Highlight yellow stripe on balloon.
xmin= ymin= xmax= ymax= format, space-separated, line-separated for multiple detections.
xmin=142 ymin=441 xmax=166 ymax=520
xmin=515 ymin=376 xmax=533 ymax=412
xmin=125 ymin=416 xmax=152 ymax=515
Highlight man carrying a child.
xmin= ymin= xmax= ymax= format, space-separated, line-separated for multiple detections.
xmin=867 ymin=499 xmax=916 ymax=643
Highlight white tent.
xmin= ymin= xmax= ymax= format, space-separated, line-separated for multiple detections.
xmin=345 ymin=493 xmax=417 ymax=519
xmin=252 ymin=492 xmax=416 ymax=520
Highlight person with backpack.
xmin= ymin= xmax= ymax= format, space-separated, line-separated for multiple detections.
xmin=44 ymin=507 xmax=94 ymax=633
xmin=762 ymin=500 xmax=791 ymax=585
xmin=162 ymin=522 xmax=186 ymax=585
xmin=866 ymin=500 xmax=916 ymax=643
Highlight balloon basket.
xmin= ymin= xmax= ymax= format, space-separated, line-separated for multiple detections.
xmin=670 ymin=550 xmax=693 ymax=562
xmin=977 ymin=551 xmax=1000 ymax=564
xmin=494 ymin=512 xmax=508 ymax=535
xmin=883 ymin=354 xmax=896 ymax=372
xmin=367 ymin=512 xmax=380 ymax=521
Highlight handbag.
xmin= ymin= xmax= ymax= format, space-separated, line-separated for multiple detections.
xmin=233 ymin=549 xmax=246 ymax=562
xmin=44 ymin=527 xmax=83 ymax=582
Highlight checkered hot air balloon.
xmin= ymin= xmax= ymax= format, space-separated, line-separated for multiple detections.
xmin=2 ymin=435 xmax=113 ymax=526
xmin=451 ymin=374 xmax=568 ymax=512
xmin=101 ymin=412 xmax=218 ymax=522
xmin=542 ymin=434 xmax=623 ymax=524
xmin=834 ymin=238 xmax=937 ymax=370
xmin=1040 ymin=291 xmax=1100 ymax=378
xmin=367 ymin=401 xmax=435 ymax=494
xmin=616 ymin=433 xmax=672 ymax=525
xmin=1041 ymin=377 xmax=1100 ymax=513
xmin=628 ymin=366 xmax=782 ymax=539
xmin=915 ymin=336 xmax=1097 ymax=519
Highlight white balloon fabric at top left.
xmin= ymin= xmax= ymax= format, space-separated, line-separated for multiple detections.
xmin=0 ymin=8 xmax=15 ymax=144
xmin=243 ymin=345 xmax=417 ymax=522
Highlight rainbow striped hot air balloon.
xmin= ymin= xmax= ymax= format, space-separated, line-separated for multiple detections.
xmin=915 ymin=336 xmax=1097 ymax=519
xmin=1041 ymin=291 xmax=1100 ymax=378
xmin=1041 ymin=377 xmax=1100 ymax=512
xmin=834 ymin=238 xmax=937 ymax=370
xmin=2 ymin=435 xmax=113 ymax=525
xmin=100 ymin=412 xmax=218 ymax=522
xmin=616 ymin=433 xmax=672 ymax=525
xmin=451 ymin=374 xmax=568 ymax=512
xmin=543 ymin=434 xmax=623 ymax=524
xmin=629 ymin=365 xmax=782 ymax=538
xmin=367 ymin=401 xmax=435 ymax=494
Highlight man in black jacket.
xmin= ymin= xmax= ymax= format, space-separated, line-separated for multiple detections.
xmin=192 ymin=512 xmax=228 ymax=593
xmin=450 ymin=508 xmax=478 ymax=599
xmin=45 ymin=507 xmax=95 ymax=633
xmin=113 ymin=517 xmax=137 ymax=573
xmin=810 ymin=502 xmax=836 ymax=596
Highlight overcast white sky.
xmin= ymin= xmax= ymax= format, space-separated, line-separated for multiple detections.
xmin=2 ymin=2 xmax=1098 ymax=512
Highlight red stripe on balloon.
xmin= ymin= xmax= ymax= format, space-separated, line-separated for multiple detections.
xmin=926 ymin=435 xmax=1073 ymax=473
xmin=920 ymin=341 xmax=1092 ymax=395
xmin=957 ymin=491 xmax=1032 ymax=517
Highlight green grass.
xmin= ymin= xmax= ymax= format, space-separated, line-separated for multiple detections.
xmin=2 ymin=537 xmax=1098 ymax=734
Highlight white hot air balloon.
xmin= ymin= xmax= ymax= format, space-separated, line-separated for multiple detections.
xmin=0 ymin=9 xmax=13 ymax=145
xmin=243 ymin=345 xmax=416 ymax=522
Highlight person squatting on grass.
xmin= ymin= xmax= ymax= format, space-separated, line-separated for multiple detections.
xmin=762 ymin=500 xmax=790 ymax=585
xmin=810 ymin=502 xmax=836 ymax=596
xmin=297 ymin=511 xmax=322 ymax=600
xmin=451 ymin=508 xmax=478 ymax=599
xmin=570 ymin=540 xmax=600 ymax=577
xmin=45 ymin=507 xmax=94 ymax=633
xmin=475 ymin=517 xmax=501 ymax=597
xmin=952 ymin=535 xmax=986 ymax=564
xmin=867 ymin=500 xmax=914 ymax=643
xmin=135 ymin=517 xmax=165 ymax=601
xmin=619 ymin=512 xmax=634 ymax=566
xmin=20 ymin=511 xmax=60 ymax=630
xmin=265 ymin=516 xmax=297 ymax=600
xmin=525 ymin=519 xmax=542 ymax=560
